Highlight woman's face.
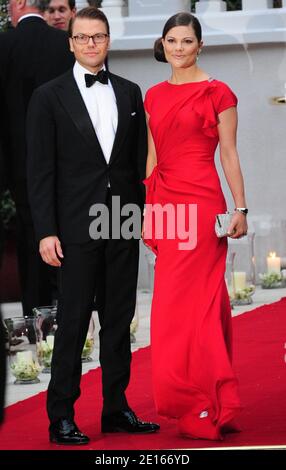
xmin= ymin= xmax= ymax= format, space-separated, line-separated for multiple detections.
xmin=162 ymin=25 xmax=202 ymax=69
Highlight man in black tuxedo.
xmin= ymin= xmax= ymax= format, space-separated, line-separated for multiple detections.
xmin=27 ymin=7 xmax=159 ymax=445
xmin=0 ymin=0 xmax=74 ymax=316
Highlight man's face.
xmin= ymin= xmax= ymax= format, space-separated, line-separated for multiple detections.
xmin=69 ymin=18 xmax=110 ymax=73
xmin=45 ymin=0 xmax=76 ymax=31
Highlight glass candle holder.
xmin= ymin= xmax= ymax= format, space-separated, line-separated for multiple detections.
xmin=225 ymin=251 xmax=236 ymax=302
xmin=145 ymin=251 xmax=156 ymax=292
xmin=33 ymin=306 xmax=57 ymax=373
xmin=252 ymin=217 xmax=286 ymax=281
xmin=5 ymin=316 xmax=41 ymax=384
xmin=226 ymin=248 xmax=255 ymax=307
xmin=130 ymin=302 xmax=139 ymax=344
xmin=81 ymin=314 xmax=96 ymax=363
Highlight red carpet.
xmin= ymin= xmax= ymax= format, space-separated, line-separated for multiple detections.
xmin=1 ymin=298 xmax=286 ymax=450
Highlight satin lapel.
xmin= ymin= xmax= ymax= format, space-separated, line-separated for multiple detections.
xmin=109 ymin=74 xmax=131 ymax=165
xmin=55 ymin=71 xmax=107 ymax=166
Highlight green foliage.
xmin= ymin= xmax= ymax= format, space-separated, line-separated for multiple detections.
xmin=0 ymin=0 xmax=9 ymax=32
xmin=233 ymin=285 xmax=255 ymax=300
xmin=259 ymin=272 xmax=284 ymax=288
xmin=81 ymin=336 xmax=94 ymax=359
xmin=0 ymin=4 xmax=14 ymax=229
xmin=0 ymin=191 xmax=16 ymax=230
xmin=11 ymin=358 xmax=41 ymax=381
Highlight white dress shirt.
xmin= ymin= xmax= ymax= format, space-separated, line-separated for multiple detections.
xmin=18 ymin=14 xmax=44 ymax=23
xmin=73 ymin=61 xmax=118 ymax=164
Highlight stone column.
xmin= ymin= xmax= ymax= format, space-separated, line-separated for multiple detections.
xmin=195 ymin=0 xmax=226 ymax=14
xmin=241 ymin=0 xmax=271 ymax=10
xmin=101 ymin=0 xmax=128 ymax=17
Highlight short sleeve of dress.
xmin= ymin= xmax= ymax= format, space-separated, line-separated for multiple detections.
xmin=212 ymin=82 xmax=238 ymax=115
xmin=144 ymin=89 xmax=152 ymax=115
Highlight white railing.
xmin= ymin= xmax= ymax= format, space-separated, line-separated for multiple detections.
xmin=99 ymin=1 xmax=284 ymax=16
xmin=195 ymin=0 xmax=274 ymax=12
xmin=75 ymin=1 xmax=286 ymax=50
xmin=101 ymin=0 xmax=190 ymax=16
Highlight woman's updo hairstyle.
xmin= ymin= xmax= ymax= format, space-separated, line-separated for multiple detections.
xmin=154 ymin=12 xmax=202 ymax=63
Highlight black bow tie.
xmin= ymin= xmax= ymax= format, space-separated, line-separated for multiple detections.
xmin=84 ymin=70 xmax=109 ymax=87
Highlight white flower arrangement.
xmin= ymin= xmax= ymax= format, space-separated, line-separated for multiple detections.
xmin=37 ymin=338 xmax=54 ymax=368
xmin=11 ymin=352 xmax=41 ymax=381
xmin=259 ymin=272 xmax=286 ymax=289
xmin=230 ymin=285 xmax=255 ymax=301
xmin=81 ymin=333 xmax=94 ymax=360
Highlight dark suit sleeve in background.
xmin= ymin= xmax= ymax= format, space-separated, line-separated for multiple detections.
xmin=26 ymin=88 xmax=58 ymax=241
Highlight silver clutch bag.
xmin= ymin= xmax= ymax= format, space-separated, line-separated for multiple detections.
xmin=215 ymin=211 xmax=234 ymax=238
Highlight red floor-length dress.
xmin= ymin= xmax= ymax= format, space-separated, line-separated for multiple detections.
xmin=143 ymin=78 xmax=242 ymax=440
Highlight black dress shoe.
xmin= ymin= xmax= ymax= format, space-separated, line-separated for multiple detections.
xmin=101 ymin=409 xmax=160 ymax=434
xmin=49 ymin=418 xmax=90 ymax=445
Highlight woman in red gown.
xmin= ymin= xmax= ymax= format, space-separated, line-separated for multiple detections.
xmin=143 ymin=12 xmax=248 ymax=440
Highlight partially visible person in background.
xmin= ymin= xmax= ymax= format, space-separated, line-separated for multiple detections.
xmin=0 ymin=140 xmax=6 ymax=425
xmin=0 ymin=0 xmax=74 ymax=317
xmin=44 ymin=0 xmax=76 ymax=31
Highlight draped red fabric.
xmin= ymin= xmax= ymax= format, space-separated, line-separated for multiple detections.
xmin=143 ymin=79 xmax=241 ymax=439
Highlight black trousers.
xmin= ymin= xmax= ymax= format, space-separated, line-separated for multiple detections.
xmin=47 ymin=194 xmax=139 ymax=423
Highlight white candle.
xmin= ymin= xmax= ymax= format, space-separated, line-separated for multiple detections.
xmin=46 ymin=335 xmax=54 ymax=349
xmin=267 ymin=252 xmax=281 ymax=275
xmin=17 ymin=351 xmax=33 ymax=364
xmin=233 ymin=271 xmax=246 ymax=291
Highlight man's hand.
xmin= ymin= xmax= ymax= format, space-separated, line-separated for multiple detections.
xmin=39 ymin=236 xmax=64 ymax=267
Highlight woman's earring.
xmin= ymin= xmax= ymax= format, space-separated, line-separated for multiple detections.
xmin=197 ymin=50 xmax=201 ymax=61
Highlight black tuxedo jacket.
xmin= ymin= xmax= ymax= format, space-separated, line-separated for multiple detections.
xmin=27 ymin=70 xmax=147 ymax=244
xmin=0 ymin=16 xmax=74 ymax=200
